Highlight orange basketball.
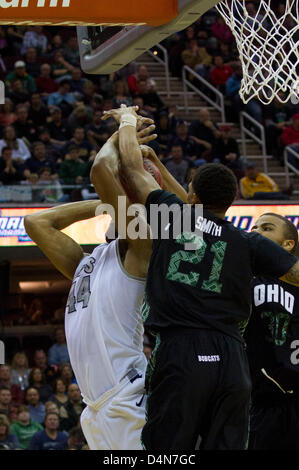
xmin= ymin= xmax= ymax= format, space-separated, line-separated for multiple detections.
xmin=119 ymin=158 xmax=163 ymax=203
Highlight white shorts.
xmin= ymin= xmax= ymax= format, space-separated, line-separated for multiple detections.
xmin=80 ymin=370 xmax=146 ymax=450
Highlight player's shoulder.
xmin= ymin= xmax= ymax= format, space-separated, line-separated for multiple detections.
xmin=146 ymin=189 xmax=184 ymax=208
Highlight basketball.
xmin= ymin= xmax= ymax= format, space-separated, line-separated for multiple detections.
xmin=119 ymin=157 xmax=163 ymax=203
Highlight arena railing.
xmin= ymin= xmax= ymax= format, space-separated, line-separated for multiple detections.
xmin=182 ymin=65 xmax=225 ymax=122
xmin=240 ymin=111 xmax=268 ymax=173
xmin=147 ymin=43 xmax=170 ymax=98
xmin=284 ymin=146 xmax=299 ymax=195
xmin=0 ymin=184 xmax=96 ymax=204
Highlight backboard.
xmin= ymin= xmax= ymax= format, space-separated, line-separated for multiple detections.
xmin=77 ymin=0 xmax=221 ymax=74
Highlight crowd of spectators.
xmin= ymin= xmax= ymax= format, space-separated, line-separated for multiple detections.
xmin=0 ymin=4 xmax=297 ymax=202
xmin=0 ymin=324 xmax=153 ymax=450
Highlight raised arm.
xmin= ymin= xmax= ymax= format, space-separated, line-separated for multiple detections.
xmin=24 ymin=200 xmax=100 ymax=280
xmin=102 ymin=105 xmax=160 ymax=206
xmin=90 ymin=124 xmax=158 ymax=235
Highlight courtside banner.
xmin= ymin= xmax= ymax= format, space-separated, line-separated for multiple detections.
xmin=0 ymin=0 xmax=177 ymax=26
xmin=0 ymin=204 xmax=298 ymax=247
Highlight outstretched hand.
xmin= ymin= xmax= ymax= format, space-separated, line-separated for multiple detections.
xmin=102 ymin=104 xmax=154 ymax=130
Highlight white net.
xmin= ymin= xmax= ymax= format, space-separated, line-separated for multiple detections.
xmin=216 ymin=0 xmax=299 ymax=104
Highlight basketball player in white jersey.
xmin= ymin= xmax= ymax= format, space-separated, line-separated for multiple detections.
xmin=24 ymin=118 xmax=187 ymax=450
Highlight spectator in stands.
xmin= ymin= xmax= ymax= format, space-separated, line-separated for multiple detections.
xmin=45 ymin=401 xmax=59 ymax=416
xmin=63 ymin=127 xmax=94 ymax=162
xmin=281 ymin=113 xmax=299 ymax=170
xmin=189 ymin=107 xmax=220 ymax=157
xmin=28 ymin=369 xmax=53 ymax=404
xmin=50 ymin=378 xmax=69 ymax=411
xmin=48 ymin=79 xmax=76 ymax=116
xmin=7 ymin=78 xmax=30 ymax=106
xmin=49 ymin=34 xmax=63 ymax=55
xmin=38 ymin=127 xmax=62 ymax=162
xmin=67 ymin=105 xmax=92 ymax=133
xmin=263 ymin=91 xmax=293 ymax=156
xmin=0 ymin=414 xmax=19 ymax=449
xmin=211 ymin=15 xmax=234 ymax=44
xmin=34 ymin=167 xmax=69 ymax=203
xmin=0 ymin=146 xmax=24 ymax=185
xmin=25 ymin=387 xmax=46 ymax=425
xmin=225 ymin=62 xmax=263 ymax=123
xmin=51 ymin=51 xmax=74 ymax=82
xmin=0 ymin=98 xmax=16 ymax=127
xmin=217 ymin=42 xmax=238 ymax=67
xmin=213 ymin=124 xmax=244 ymax=179
xmin=67 ymin=427 xmax=87 ymax=450
xmin=0 ymin=365 xmax=23 ymax=406
xmin=58 ymin=364 xmax=75 ymax=388
xmin=10 ymin=405 xmax=43 ymax=450
xmin=24 ymin=47 xmax=40 ymax=78
xmin=127 ymin=64 xmax=155 ymax=95
xmin=32 ymin=350 xmax=57 ymax=386
xmin=28 ymin=412 xmax=68 ymax=450
xmin=240 ymin=162 xmax=292 ymax=200
xmin=210 ymin=55 xmax=233 ymax=93
xmin=181 ymin=39 xmax=212 ymax=80
xmin=47 ymin=107 xmax=72 ymax=146
xmin=35 ymin=63 xmax=59 ymax=98
xmin=21 ymin=26 xmax=47 ymax=55
xmin=132 ymin=95 xmax=154 ymax=120
xmin=0 ymin=387 xmax=13 ymax=419
xmin=5 ymin=60 xmax=37 ymax=95
xmin=81 ymin=80 xmax=97 ymax=107
xmin=23 ymin=141 xmax=58 ymax=181
xmin=67 ymin=384 xmax=85 ymax=423
xmin=0 ymin=125 xmax=30 ymax=162
xmin=13 ymin=104 xmax=37 ymax=143
xmin=112 ymin=80 xmax=133 ymax=108
xmin=156 ymin=111 xmax=175 ymax=152
xmin=28 ymin=93 xmax=49 ymax=127
xmin=70 ymin=68 xmax=87 ymax=97
xmin=85 ymin=110 xmax=110 ymax=150
xmin=136 ymin=79 xmax=165 ymax=118
xmin=168 ymin=120 xmax=199 ymax=160
xmin=47 ymin=328 xmax=70 ymax=367
xmin=10 ymin=352 xmax=30 ymax=391
xmin=165 ymin=144 xmax=189 ymax=185
xmin=62 ymin=36 xmax=80 ymax=67
xmin=58 ymin=145 xmax=88 ymax=187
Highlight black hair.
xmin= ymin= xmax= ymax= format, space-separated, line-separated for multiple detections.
xmin=192 ymin=163 xmax=237 ymax=212
xmin=1 ymin=146 xmax=11 ymax=155
xmin=262 ymin=213 xmax=298 ymax=255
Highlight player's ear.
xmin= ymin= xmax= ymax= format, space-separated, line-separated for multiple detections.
xmin=282 ymin=239 xmax=295 ymax=253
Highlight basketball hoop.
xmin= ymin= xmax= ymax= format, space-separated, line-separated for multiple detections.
xmin=216 ymin=0 xmax=299 ymax=104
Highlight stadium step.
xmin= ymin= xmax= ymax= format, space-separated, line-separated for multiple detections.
xmin=136 ymin=54 xmax=293 ymax=189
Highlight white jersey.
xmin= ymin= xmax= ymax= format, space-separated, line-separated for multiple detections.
xmin=64 ymin=239 xmax=147 ymax=403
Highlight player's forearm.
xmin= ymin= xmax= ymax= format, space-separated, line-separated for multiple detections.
xmin=119 ymin=125 xmax=144 ymax=176
xmin=25 ymin=200 xmax=100 ymax=233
